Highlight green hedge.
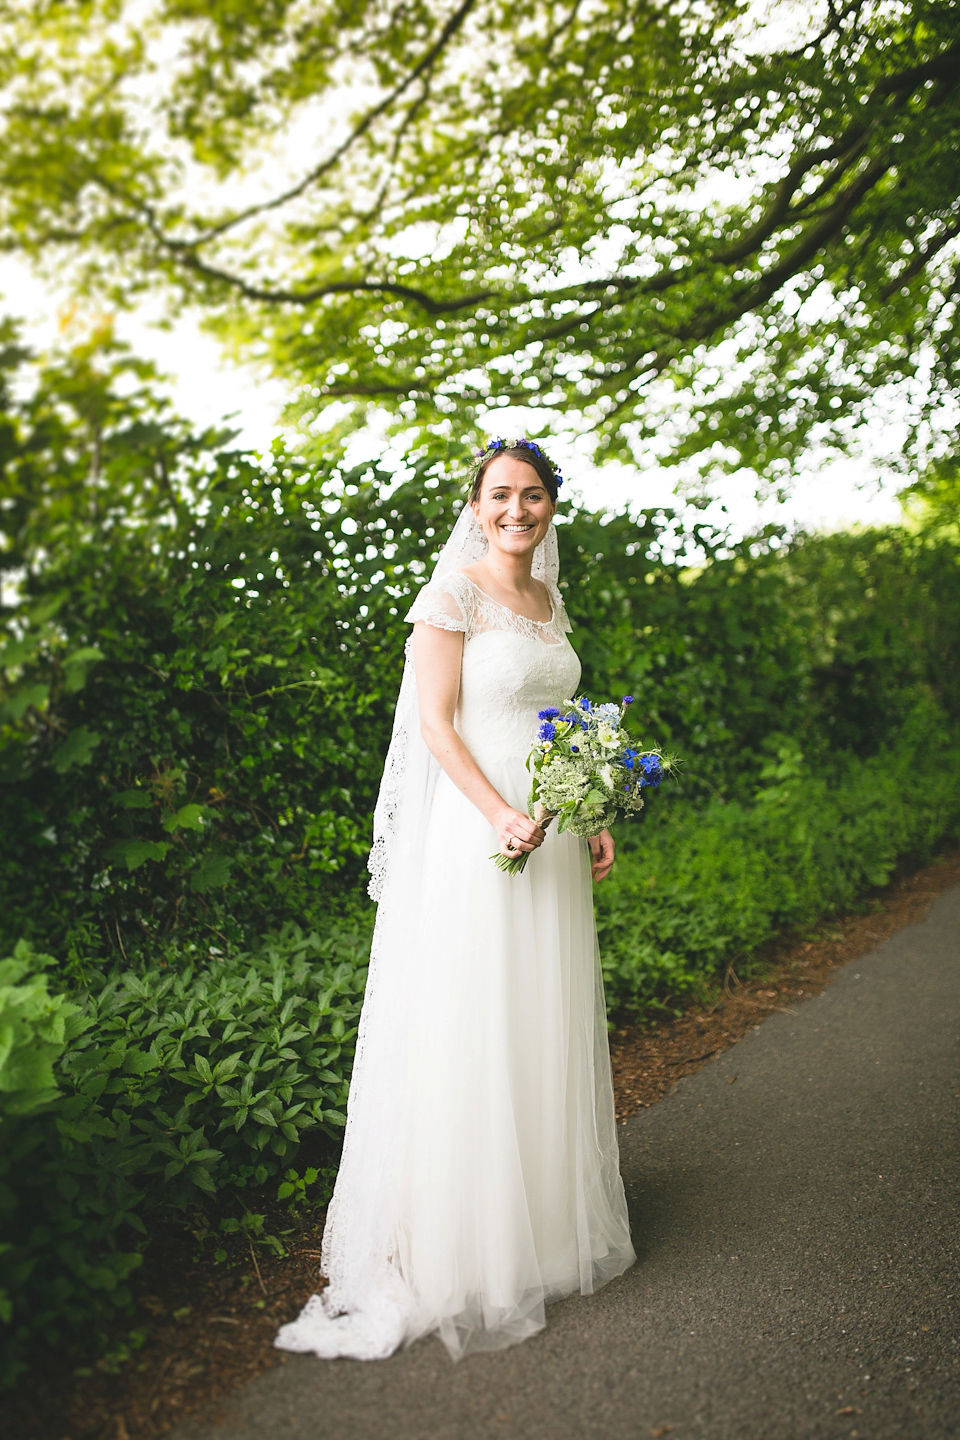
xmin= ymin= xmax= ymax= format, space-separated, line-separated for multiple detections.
xmin=3 ymin=339 xmax=960 ymax=965
xmin=598 ymin=703 xmax=960 ymax=1013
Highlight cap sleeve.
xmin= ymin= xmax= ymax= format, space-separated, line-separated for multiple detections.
xmin=405 ymin=573 xmax=470 ymax=634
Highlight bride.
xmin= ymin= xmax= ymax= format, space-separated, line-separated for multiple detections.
xmin=276 ymin=438 xmax=636 ymax=1362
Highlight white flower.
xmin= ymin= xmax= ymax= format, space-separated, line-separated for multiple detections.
xmin=600 ymin=763 xmax=614 ymax=790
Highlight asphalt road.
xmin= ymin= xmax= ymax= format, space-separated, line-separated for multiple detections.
xmin=173 ymin=885 xmax=960 ymax=1440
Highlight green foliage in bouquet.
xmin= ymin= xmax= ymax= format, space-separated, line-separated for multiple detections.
xmin=494 ymin=694 xmax=676 ymax=874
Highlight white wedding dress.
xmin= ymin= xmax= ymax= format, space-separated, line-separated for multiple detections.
xmin=276 ymin=536 xmax=635 ymax=1362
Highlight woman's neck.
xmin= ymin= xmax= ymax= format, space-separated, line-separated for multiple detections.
xmin=476 ymin=551 xmax=537 ymax=596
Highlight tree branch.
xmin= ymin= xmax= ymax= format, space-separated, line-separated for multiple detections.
xmin=169 ymin=245 xmax=498 ymax=314
xmin=182 ymin=0 xmax=481 ymax=248
xmin=880 ymin=214 xmax=960 ymax=300
xmin=679 ymin=157 xmax=891 ymax=341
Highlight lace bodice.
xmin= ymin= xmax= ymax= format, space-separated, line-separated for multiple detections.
xmin=405 ymin=572 xmax=581 ymax=764
xmin=406 ymin=571 xmax=571 ymax=645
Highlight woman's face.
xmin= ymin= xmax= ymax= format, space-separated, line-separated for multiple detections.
xmin=471 ymin=455 xmax=556 ymax=561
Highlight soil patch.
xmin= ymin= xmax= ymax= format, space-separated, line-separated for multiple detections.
xmin=8 ymin=847 xmax=960 ymax=1440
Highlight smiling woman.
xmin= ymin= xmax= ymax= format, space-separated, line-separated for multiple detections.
xmin=274 ymin=438 xmax=634 ymax=1362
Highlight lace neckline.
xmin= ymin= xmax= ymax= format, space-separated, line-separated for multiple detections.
xmin=458 ymin=572 xmax=556 ymax=627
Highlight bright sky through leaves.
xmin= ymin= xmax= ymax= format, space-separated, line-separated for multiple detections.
xmin=0 ymin=0 xmax=956 ymax=534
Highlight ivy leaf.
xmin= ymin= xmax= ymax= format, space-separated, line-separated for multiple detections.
xmin=0 ymin=682 xmax=49 ymax=722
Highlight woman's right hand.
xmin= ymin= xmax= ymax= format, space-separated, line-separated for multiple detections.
xmin=495 ymin=806 xmax=545 ymax=858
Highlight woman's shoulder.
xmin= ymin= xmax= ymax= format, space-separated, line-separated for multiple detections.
xmin=404 ymin=571 xmax=473 ymax=632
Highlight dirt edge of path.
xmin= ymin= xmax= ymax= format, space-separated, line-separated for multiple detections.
xmin=9 ymin=846 xmax=960 ymax=1440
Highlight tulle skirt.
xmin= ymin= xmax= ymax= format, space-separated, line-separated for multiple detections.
xmin=275 ymin=750 xmax=635 ymax=1361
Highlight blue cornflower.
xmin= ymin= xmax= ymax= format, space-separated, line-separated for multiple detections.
xmin=538 ymin=707 xmax=562 ymax=720
xmin=539 ymin=721 xmax=557 ymax=742
xmin=639 ymin=755 xmax=663 ymax=788
xmin=578 ymin=696 xmax=593 ymax=711
xmin=622 ymin=695 xmax=634 ymax=706
xmin=622 ymin=748 xmax=638 ymax=771
xmin=571 ymin=744 xmax=579 ymax=753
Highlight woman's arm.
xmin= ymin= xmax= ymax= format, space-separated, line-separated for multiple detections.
xmin=412 ymin=621 xmax=545 ymax=857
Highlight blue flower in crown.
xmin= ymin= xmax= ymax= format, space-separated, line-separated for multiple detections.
xmin=475 ymin=436 xmax=563 ymax=489
xmin=539 ymin=720 xmax=557 ymax=742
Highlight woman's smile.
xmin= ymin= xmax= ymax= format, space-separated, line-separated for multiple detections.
xmin=472 ymin=454 xmax=556 ymax=554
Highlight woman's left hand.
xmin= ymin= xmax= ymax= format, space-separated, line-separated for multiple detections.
xmin=588 ymin=829 xmax=615 ymax=882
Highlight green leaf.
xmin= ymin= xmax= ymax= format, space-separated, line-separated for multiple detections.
xmin=113 ymin=789 xmax=153 ymax=810
xmin=104 ymin=839 xmax=171 ymax=871
xmin=0 ymin=682 xmax=49 ymax=722
xmin=50 ymin=726 xmax=101 ymax=773
xmin=122 ymin=1047 xmax=161 ymax=1076
xmin=62 ymin=647 xmax=105 ymax=693
xmin=189 ymin=850 xmax=232 ymax=893
xmin=162 ymin=804 xmax=209 ymax=834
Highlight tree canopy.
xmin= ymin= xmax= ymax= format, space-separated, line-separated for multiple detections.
xmin=1 ymin=1 xmax=958 ymax=476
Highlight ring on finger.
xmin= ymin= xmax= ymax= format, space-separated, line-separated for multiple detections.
xmin=506 ymin=836 xmax=517 ymax=852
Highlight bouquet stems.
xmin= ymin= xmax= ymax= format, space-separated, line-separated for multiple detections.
xmin=491 ymin=802 xmax=557 ymax=875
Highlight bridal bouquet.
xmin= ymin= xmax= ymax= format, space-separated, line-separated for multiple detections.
xmin=493 ymin=695 xmax=674 ymax=874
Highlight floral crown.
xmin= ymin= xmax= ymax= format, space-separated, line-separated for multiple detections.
xmin=474 ymin=436 xmax=563 ymax=489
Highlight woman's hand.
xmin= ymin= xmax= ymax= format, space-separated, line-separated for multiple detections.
xmin=588 ymin=829 xmax=615 ymax=882
xmin=496 ymin=806 xmax=546 ymax=858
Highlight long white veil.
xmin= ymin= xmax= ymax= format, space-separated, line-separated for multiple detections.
xmin=367 ymin=504 xmax=559 ymax=902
